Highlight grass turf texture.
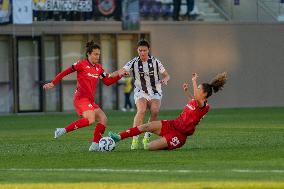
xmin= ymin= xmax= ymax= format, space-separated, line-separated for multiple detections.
xmin=0 ymin=108 xmax=283 ymax=188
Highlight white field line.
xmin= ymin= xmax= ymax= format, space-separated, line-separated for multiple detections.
xmin=0 ymin=168 xmax=283 ymax=174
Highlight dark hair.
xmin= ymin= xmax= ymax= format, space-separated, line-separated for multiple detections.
xmin=202 ymin=72 xmax=228 ymax=98
xmin=86 ymin=40 xmax=100 ymax=57
xmin=137 ymin=39 xmax=150 ymax=49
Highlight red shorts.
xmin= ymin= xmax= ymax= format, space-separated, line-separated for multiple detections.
xmin=160 ymin=120 xmax=187 ymax=150
xmin=73 ymin=97 xmax=99 ymax=116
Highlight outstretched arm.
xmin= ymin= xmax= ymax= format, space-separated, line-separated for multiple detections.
xmin=160 ymin=70 xmax=170 ymax=86
xmin=109 ymin=68 xmax=129 ymax=78
xmin=183 ymin=83 xmax=194 ymax=100
xmin=192 ymin=73 xmax=205 ymax=107
xmin=101 ymin=69 xmax=129 ymax=86
xmin=43 ymin=67 xmax=74 ymax=90
xmin=102 ymin=74 xmax=121 ymax=86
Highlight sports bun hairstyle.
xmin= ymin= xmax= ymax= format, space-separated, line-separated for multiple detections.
xmin=202 ymin=72 xmax=228 ymax=98
xmin=210 ymin=72 xmax=228 ymax=93
xmin=85 ymin=40 xmax=100 ymax=57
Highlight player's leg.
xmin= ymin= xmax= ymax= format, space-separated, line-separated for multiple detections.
xmin=109 ymin=121 xmax=162 ymax=142
xmin=147 ymin=137 xmax=168 ymax=150
xmin=131 ymin=98 xmax=147 ymax=150
xmin=54 ymin=99 xmax=95 ymax=139
xmin=143 ymin=99 xmax=161 ymax=149
xmin=89 ymin=108 xmax=107 ymax=152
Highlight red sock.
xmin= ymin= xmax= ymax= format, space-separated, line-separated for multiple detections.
xmin=93 ymin=123 xmax=106 ymax=143
xmin=65 ymin=118 xmax=90 ymax=133
xmin=119 ymin=127 xmax=142 ymax=140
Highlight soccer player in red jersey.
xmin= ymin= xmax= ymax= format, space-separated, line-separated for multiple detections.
xmin=109 ymin=72 xmax=227 ymax=150
xmin=43 ymin=41 xmax=126 ymax=152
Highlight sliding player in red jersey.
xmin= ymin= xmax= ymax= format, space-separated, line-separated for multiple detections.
xmin=43 ymin=41 xmax=126 ymax=152
xmin=109 ymin=72 xmax=227 ymax=150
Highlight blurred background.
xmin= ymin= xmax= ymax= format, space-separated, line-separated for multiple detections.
xmin=0 ymin=0 xmax=284 ymax=113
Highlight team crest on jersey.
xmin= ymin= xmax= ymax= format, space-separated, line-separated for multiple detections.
xmin=88 ymin=104 xmax=93 ymax=108
xmin=86 ymin=66 xmax=91 ymax=69
xmin=96 ymin=67 xmax=99 ymax=71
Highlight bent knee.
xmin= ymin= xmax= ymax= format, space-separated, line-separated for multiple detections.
xmin=87 ymin=117 xmax=95 ymax=124
xmin=150 ymin=108 xmax=159 ymax=116
xmin=136 ymin=109 xmax=146 ymax=117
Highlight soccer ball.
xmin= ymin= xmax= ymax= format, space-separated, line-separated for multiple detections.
xmin=99 ymin=137 xmax=116 ymax=152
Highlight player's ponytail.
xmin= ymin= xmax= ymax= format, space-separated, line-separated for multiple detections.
xmin=85 ymin=40 xmax=100 ymax=57
xmin=202 ymin=72 xmax=228 ymax=98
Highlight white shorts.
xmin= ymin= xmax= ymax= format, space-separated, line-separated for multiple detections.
xmin=134 ymin=91 xmax=162 ymax=104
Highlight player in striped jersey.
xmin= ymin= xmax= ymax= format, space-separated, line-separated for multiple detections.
xmin=119 ymin=40 xmax=170 ymax=150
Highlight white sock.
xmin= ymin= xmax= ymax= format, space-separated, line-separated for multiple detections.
xmin=133 ymin=135 xmax=139 ymax=140
xmin=144 ymin=132 xmax=152 ymax=139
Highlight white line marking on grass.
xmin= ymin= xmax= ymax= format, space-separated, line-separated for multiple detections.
xmin=0 ymin=168 xmax=283 ymax=174
xmin=232 ymin=169 xmax=284 ymax=173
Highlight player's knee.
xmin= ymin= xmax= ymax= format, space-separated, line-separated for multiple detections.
xmin=147 ymin=142 xmax=156 ymax=150
xmin=150 ymin=109 xmax=159 ymax=118
xmin=136 ymin=109 xmax=146 ymax=117
xmin=87 ymin=117 xmax=95 ymax=124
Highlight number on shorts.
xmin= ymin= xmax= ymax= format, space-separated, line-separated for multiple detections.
xmin=170 ymin=137 xmax=180 ymax=147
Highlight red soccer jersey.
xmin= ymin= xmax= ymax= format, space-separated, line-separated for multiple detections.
xmin=52 ymin=59 xmax=106 ymax=102
xmin=72 ymin=59 xmax=105 ymax=101
xmin=173 ymin=99 xmax=210 ymax=136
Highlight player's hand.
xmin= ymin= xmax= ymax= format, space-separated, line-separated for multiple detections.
xmin=160 ymin=78 xmax=168 ymax=86
xmin=183 ymin=83 xmax=189 ymax=91
xmin=192 ymin=73 xmax=198 ymax=82
xmin=118 ymin=69 xmax=129 ymax=77
xmin=43 ymin=82 xmax=54 ymax=90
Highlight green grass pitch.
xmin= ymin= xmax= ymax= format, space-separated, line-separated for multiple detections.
xmin=0 ymin=107 xmax=283 ymax=188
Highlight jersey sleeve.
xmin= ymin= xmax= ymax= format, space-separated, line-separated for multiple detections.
xmin=156 ymin=59 xmax=166 ymax=74
xmin=71 ymin=60 xmax=83 ymax=72
xmin=123 ymin=58 xmax=136 ymax=72
xmin=98 ymin=65 xmax=108 ymax=79
xmin=51 ymin=67 xmax=74 ymax=85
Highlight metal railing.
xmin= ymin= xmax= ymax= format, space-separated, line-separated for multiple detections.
xmin=257 ymin=0 xmax=284 ymax=21
xmin=211 ymin=0 xmax=284 ymax=22
xmin=208 ymin=0 xmax=232 ymax=20
xmin=210 ymin=0 xmax=234 ymax=20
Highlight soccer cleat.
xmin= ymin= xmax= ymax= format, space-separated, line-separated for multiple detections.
xmin=142 ymin=138 xmax=150 ymax=150
xmin=54 ymin=128 xmax=66 ymax=139
xmin=108 ymin=131 xmax=121 ymax=143
xmin=131 ymin=138 xmax=139 ymax=150
xmin=89 ymin=142 xmax=99 ymax=152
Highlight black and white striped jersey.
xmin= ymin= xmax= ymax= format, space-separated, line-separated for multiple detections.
xmin=123 ymin=56 xmax=166 ymax=95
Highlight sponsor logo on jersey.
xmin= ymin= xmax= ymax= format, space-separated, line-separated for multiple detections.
xmin=86 ymin=66 xmax=91 ymax=69
xmin=186 ymin=104 xmax=196 ymax=111
xmin=87 ymin=73 xmax=99 ymax=78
